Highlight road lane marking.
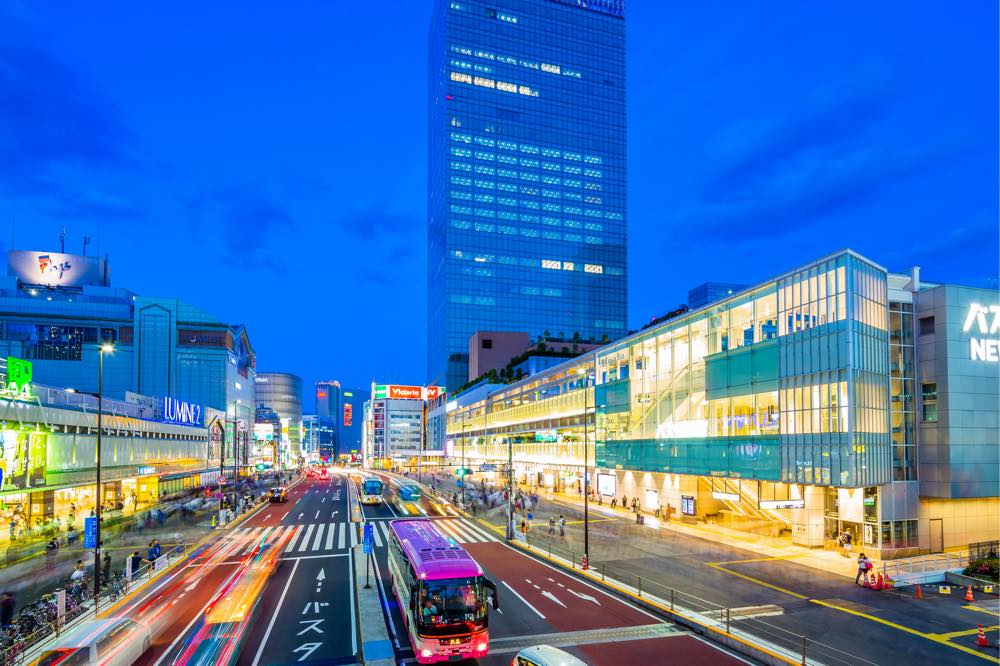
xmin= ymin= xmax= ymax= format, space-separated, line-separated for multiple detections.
xmin=322 ymin=497 xmax=326 ymax=503
xmin=706 ymin=562 xmax=808 ymax=600
xmin=251 ymin=558 xmax=300 ymax=666
xmin=350 ymin=523 xmax=358 ymax=547
xmin=282 ymin=553 xmax=349 ymax=561
xmin=298 ymin=524 xmax=316 ymax=552
xmin=285 ymin=525 xmax=305 ymax=552
xmin=379 ymin=521 xmax=391 ymax=542
xmin=372 ymin=525 xmax=383 ymax=547
xmin=315 ymin=510 xmax=321 ymax=519
xmin=326 ymin=523 xmax=337 ymax=550
xmin=501 ymin=581 xmax=546 ymax=619
xmin=338 ymin=523 xmax=347 ymax=549
xmin=311 ymin=524 xmax=326 ymax=551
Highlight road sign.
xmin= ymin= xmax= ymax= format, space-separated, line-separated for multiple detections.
xmin=83 ymin=517 xmax=97 ymax=548
xmin=479 ymin=464 xmax=497 ymax=472
xmin=363 ymin=523 xmax=374 ymax=555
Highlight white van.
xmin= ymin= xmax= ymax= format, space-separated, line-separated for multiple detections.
xmin=34 ymin=617 xmax=151 ymax=665
xmin=514 ymin=645 xmax=588 ymax=666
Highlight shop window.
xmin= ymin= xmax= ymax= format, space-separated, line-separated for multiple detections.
xmin=921 ymin=383 xmax=937 ymax=422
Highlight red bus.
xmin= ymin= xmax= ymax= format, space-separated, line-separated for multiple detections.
xmin=387 ymin=519 xmax=499 ymax=663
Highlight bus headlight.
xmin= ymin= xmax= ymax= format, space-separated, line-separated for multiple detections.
xmin=421 ymin=649 xmax=433 ymax=658
xmin=477 ymin=643 xmax=487 ymax=652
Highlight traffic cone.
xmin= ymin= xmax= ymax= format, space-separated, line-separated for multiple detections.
xmin=914 ymin=584 xmax=923 ymax=599
xmin=876 ymin=572 xmax=884 ymax=591
xmin=976 ymin=625 xmax=988 ymax=648
xmin=862 ymin=572 xmax=870 ymax=588
xmin=965 ymin=586 xmax=975 ymax=602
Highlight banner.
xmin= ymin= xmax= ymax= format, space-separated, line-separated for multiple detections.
xmin=8 ymin=250 xmax=108 ymax=287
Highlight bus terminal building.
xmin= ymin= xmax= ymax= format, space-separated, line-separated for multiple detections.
xmin=440 ymin=250 xmax=999 ymax=558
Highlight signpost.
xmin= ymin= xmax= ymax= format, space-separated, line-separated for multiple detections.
xmin=362 ymin=523 xmax=374 ymax=589
xmin=83 ymin=517 xmax=97 ymax=549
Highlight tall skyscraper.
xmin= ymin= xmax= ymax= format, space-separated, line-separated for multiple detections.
xmin=428 ymin=0 xmax=627 ymax=390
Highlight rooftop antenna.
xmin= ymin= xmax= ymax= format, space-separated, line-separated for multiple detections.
xmin=60 ymin=226 xmax=66 ymax=253
xmin=83 ymin=236 xmax=91 ymax=256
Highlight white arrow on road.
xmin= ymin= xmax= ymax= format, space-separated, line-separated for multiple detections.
xmin=568 ymin=589 xmax=601 ymax=605
xmin=316 ymin=569 xmax=326 ymax=581
xmin=541 ymin=591 xmax=566 ymax=608
xmin=298 ymin=512 xmax=304 ymax=519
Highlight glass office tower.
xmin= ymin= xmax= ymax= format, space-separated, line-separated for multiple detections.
xmin=428 ymin=0 xmax=628 ymax=391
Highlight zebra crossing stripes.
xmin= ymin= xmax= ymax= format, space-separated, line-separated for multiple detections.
xmin=431 ymin=518 xmax=498 ymax=544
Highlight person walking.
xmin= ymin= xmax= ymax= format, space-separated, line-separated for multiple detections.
xmin=45 ymin=537 xmax=59 ymax=569
xmin=70 ymin=560 xmax=86 ymax=582
xmin=148 ymin=538 xmax=161 ymax=564
xmin=610 ymin=497 xmax=617 ymax=509
xmin=548 ymin=517 xmax=555 ymax=535
xmin=0 ymin=592 xmax=14 ymax=630
xmin=129 ymin=551 xmax=143 ymax=579
xmin=621 ymin=495 xmax=627 ymax=510
xmin=855 ymin=553 xmax=869 ymax=585
xmin=102 ymin=551 xmax=112 ymax=586
xmin=558 ymin=515 xmax=566 ymax=537
xmin=841 ymin=530 xmax=853 ymax=556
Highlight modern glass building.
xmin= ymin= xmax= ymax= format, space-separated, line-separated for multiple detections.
xmin=443 ymin=250 xmax=999 ymax=557
xmin=254 ymin=373 xmax=303 ymax=464
xmin=0 ymin=250 xmax=256 ymax=413
xmin=428 ymin=0 xmax=628 ymax=391
xmin=314 ymin=380 xmax=366 ymax=459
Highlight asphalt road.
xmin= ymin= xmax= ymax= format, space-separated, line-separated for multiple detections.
xmin=359 ymin=472 xmax=748 ymax=666
xmin=121 ymin=474 xmax=360 ymax=666
xmin=433 ymin=475 xmax=1000 ymax=666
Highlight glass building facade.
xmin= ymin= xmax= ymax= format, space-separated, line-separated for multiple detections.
xmin=428 ymin=0 xmax=628 ymax=391
xmin=254 ymin=373 xmax=303 ymax=462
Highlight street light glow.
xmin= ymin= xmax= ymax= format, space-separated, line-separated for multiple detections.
xmin=100 ymin=343 xmax=115 ymax=353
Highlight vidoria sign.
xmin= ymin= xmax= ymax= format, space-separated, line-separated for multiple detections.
xmin=962 ymin=304 xmax=1000 ymax=362
xmin=162 ymin=397 xmax=202 ymax=426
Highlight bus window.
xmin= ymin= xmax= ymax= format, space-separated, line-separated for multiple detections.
xmin=418 ymin=577 xmax=486 ymax=631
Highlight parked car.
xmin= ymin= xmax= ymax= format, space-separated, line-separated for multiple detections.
xmin=269 ymin=487 xmax=288 ymax=503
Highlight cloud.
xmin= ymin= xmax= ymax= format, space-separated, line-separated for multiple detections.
xmin=0 ymin=41 xmax=133 ymax=189
xmin=671 ymin=71 xmax=965 ymax=242
xmin=329 ymin=209 xmax=420 ymax=241
xmin=185 ymin=188 xmax=295 ymax=270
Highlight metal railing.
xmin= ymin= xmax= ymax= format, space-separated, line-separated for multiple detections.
xmin=0 ymin=544 xmax=186 ymax=664
xmin=515 ymin=531 xmax=874 ymax=666
xmin=881 ymin=551 xmax=969 ymax=582
xmin=969 ymin=540 xmax=999 ymax=562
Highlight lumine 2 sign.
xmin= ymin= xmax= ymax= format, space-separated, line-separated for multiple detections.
xmin=962 ymin=304 xmax=1000 ymax=362
xmin=162 ymin=397 xmax=203 ymax=426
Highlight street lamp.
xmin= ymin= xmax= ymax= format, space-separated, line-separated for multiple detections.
xmin=94 ymin=342 xmax=114 ymax=609
xmin=576 ymin=368 xmax=594 ymax=565
xmin=461 ymin=414 xmax=468 ymax=506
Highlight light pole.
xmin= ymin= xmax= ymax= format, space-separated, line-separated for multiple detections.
xmin=461 ymin=415 xmax=468 ymax=506
xmin=577 ymin=368 xmax=593 ymax=564
xmin=94 ymin=343 xmax=113 ymax=609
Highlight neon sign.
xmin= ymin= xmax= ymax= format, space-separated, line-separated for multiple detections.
xmin=4 ymin=357 xmax=32 ymax=398
xmin=162 ymin=397 xmax=202 ymax=426
xmin=962 ymin=304 xmax=1000 ymax=362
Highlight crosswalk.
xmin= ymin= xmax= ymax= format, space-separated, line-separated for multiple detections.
xmin=230 ymin=517 xmax=499 ymax=556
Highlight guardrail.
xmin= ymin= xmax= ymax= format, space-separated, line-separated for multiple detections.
xmin=881 ymin=551 xmax=969 ymax=584
xmin=0 ymin=544 xmax=187 ymax=664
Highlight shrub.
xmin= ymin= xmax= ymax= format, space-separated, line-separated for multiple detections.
xmin=963 ymin=557 xmax=999 ymax=582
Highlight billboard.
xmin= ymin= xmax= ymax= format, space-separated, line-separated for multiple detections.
xmin=343 ymin=403 xmax=353 ymax=427
xmin=162 ymin=397 xmax=202 ymax=426
xmin=8 ymin=250 xmax=108 ymax=288
xmin=373 ymin=384 xmax=445 ymax=400
xmin=0 ymin=430 xmax=46 ymax=491
xmin=254 ymin=424 xmax=274 ymax=441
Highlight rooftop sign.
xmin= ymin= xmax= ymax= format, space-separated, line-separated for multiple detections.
xmin=8 ymin=250 xmax=108 ymax=288
xmin=963 ymin=304 xmax=1000 ymax=362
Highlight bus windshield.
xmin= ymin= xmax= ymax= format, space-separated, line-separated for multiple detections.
xmin=418 ymin=576 xmax=486 ymax=634
xmin=363 ymin=479 xmax=383 ymax=495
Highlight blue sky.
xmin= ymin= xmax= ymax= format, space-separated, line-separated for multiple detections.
xmin=1 ymin=1 xmax=996 ymax=409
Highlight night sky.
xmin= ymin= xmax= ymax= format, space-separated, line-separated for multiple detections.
xmin=1 ymin=2 xmax=996 ymax=410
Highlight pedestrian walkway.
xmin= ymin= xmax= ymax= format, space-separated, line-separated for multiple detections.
xmin=430 ymin=517 xmax=500 ymax=544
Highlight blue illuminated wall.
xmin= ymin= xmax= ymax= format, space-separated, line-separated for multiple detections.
xmin=428 ymin=0 xmax=628 ymax=391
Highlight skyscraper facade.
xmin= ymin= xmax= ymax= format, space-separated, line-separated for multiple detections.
xmin=428 ymin=0 xmax=628 ymax=390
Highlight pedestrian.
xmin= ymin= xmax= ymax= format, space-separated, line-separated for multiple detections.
xmin=611 ymin=497 xmax=617 ymax=509
xmin=148 ymin=538 xmax=161 ymax=563
xmin=8 ymin=519 xmax=15 ymax=541
xmin=70 ymin=560 xmax=86 ymax=581
xmin=548 ymin=517 xmax=555 ymax=535
xmin=0 ymin=592 xmax=14 ymax=630
xmin=45 ymin=537 xmax=59 ymax=568
xmin=841 ymin=530 xmax=853 ymax=556
xmin=129 ymin=551 xmax=143 ymax=578
xmin=855 ymin=553 xmax=869 ymax=585
xmin=559 ymin=515 xmax=566 ymax=537
xmin=621 ymin=495 xmax=627 ymax=509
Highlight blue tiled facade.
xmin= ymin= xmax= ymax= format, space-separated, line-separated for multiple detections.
xmin=428 ymin=0 xmax=628 ymax=391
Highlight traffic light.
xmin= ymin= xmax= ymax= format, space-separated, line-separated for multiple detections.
xmin=456 ymin=467 xmax=472 ymax=477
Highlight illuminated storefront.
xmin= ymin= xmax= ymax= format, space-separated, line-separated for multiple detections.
xmin=445 ymin=251 xmax=999 ymax=557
